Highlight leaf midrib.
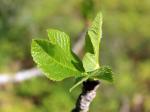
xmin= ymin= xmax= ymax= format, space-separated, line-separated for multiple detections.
xmin=36 ymin=41 xmax=81 ymax=74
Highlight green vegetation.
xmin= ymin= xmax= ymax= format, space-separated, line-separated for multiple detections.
xmin=0 ymin=0 xmax=150 ymax=111
xmin=31 ymin=30 xmax=84 ymax=81
xmin=31 ymin=12 xmax=113 ymax=92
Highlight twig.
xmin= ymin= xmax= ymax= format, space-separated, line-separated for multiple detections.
xmin=72 ymin=80 xmax=100 ymax=112
xmin=72 ymin=27 xmax=87 ymax=56
xmin=0 ymin=68 xmax=42 ymax=85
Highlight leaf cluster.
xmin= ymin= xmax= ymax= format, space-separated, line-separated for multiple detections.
xmin=31 ymin=12 xmax=114 ymax=91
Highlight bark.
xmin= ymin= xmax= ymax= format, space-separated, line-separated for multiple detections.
xmin=72 ymin=80 xmax=100 ymax=112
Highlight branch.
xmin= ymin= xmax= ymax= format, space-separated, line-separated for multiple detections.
xmin=72 ymin=27 xmax=87 ymax=56
xmin=72 ymin=80 xmax=100 ymax=112
xmin=0 ymin=68 xmax=42 ymax=85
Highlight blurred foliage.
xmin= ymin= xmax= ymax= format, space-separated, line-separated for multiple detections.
xmin=0 ymin=0 xmax=150 ymax=111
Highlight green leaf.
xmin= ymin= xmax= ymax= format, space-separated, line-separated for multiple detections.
xmin=31 ymin=39 xmax=83 ymax=81
xmin=83 ymin=12 xmax=103 ymax=72
xmin=47 ymin=29 xmax=71 ymax=53
xmin=87 ymin=12 xmax=103 ymax=59
xmin=70 ymin=66 xmax=113 ymax=92
xmin=82 ymin=53 xmax=99 ymax=72
xmin=47 ymin=29 xmax=84 ymax=72
xmin=90 ymin=66 xmax=114 ymax=82
xmin=69 ymin=75 xmax=88 ymax=92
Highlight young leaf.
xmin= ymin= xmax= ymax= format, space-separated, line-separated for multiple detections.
xmin=31 ymin=39 xmax=83 ymax=81
xmin=87 ymin=12 xmax=103 ymax=60
xmin=83 ymin=12 xmax=103 ymax=72
xmin=90 ymin=66 xmax=114 ymax=82
xmin=82 ymin=53 xmax=99 ymax=72
xmin=47 ymin=29 xmax=71 ymax=53
xmin=47 ymin=29 xmax=84 ymax=72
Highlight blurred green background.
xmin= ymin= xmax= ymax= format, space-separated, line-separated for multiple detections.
xmin=0 ymin=0 xmax=150 ymax=112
